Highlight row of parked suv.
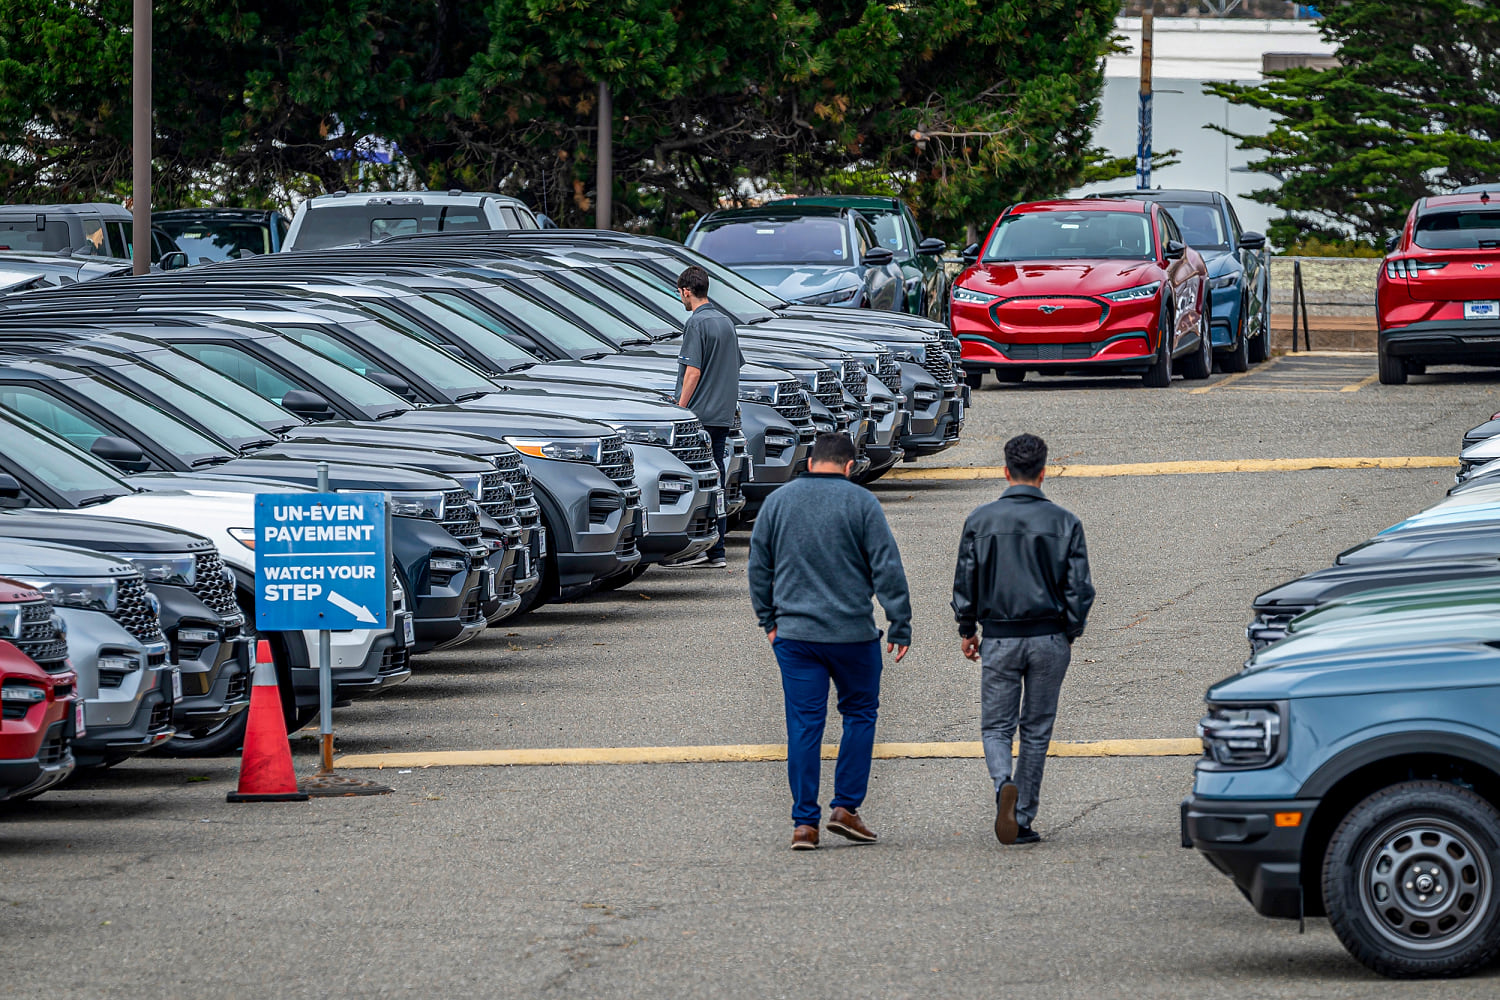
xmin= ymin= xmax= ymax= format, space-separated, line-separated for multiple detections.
xmin=1185 ymin=412 xmax=1500 ymax=979
xmin=0 ymin=215 xmax=966 ymax=803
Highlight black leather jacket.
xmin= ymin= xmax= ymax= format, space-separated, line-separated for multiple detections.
xmin=951 ymin=485 xmax=1095 ymax=641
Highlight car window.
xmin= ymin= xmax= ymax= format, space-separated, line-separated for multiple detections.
xmin=1160 ymin=203 xmax=1226 ymax=250
xmin=1224 ymin=200 xmax=1244 ymax=242
xmin=97 ymin=361 xmax=272 ymax=445
xmin=64 ymin=375 xmax=228 ymax=460
xmin=559 ymin=270 xmax=680 ymax=337
xmin=0 ymin=385 xmax=114 ymax=452
xmin=466 ymin=284 xmax=620 ymax=354
xmin=863 ymin=212 xmax=907 ymax=254
xmin=294 ymin=204 xmax=491 ymax=249
xmin=1159 ymin=210 xmax=1183 ymax=247
xmin=691 ymin=216 xmax=851 ymax=265
xmin=1413 ymin=210 xmax=1500 ymax=250
xmin=138 ymin=347 xmax=301 ymax=428
xmin=0 ymin=219 xmax=72 ymax=253
xmin=518 ymin=276 xmax=652 ymax=347
xmin=172 ymin=343 xmax=310 ymax=405
xmin=278 ymin=319 xmax=494 ymax=398
xmin=854 ymin=219 xmax=874 ymax=257
xmin=106 ymin=221 xmax=130 ymax=258
xmin=155 ymin=219 xmax=272 ymax=262
xmin=0 ymin=413 xmax=133 ymax=503
xmin=498 ymin=207 xmax=521 ymax=229
xmin=982 ymin=211 xmax=1155 ymax=262
xmin=82 ymin=219 xmax=107 ymax=256
xmin=364 ymin=295 xmax=539 ymax=370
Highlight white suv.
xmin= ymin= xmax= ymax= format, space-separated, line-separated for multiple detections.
xmin=282 ymin=190 xmax=538 ymax=251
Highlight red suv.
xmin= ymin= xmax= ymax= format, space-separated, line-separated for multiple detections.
xmin=0 ymin=577 xmax=77 ymax=802
xmin=952 ymin=199 xmax=1210 ymax=388
xmin=1378 ymin=192 xmax=1500 ymax=384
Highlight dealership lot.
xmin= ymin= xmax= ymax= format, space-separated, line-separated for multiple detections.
xmin=5 ymin=357 xmax=1500 ymax=997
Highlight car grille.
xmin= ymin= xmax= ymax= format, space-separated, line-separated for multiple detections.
xmin=842 ymin=360 xmax=869 ymax=403
xmin=190 ymin=549 xmax=241 ymax=621
xmin=440 ymin=489 xmax=482 ymax=542
xmin=940 ymin=331 xmax=962 ymax=362
xmin=493 ymin=450 xmax=542 ymax=530
xmin=599 ymin=435 xmax=636 ymax=489
xmin=112 ymin=575 xmax=166 ymax=646
xmin=771 ymin=379 xmax=815 ymax=442
xmin=379 ymin=645 xmax=409 ymax=675
xmin=875 ymin=354 xmax=903 ymax=394
xmin=459 ymin=589 xmax=485 ymax=625
xmin=998 ymin=341 xmax=1109 ymax=361
xmin=670 ymin=420 xmax=717 ymax=474
xmin=477 ymin=471 xmax=517 ymax=521
xmin=149 ymin=699 xmax=172 ymax=732
xmin=37 ymin=722 xmax=67 ymax=765
xmin=811 ymin=369 xmax=843 ymax=410
xmin=920 ymin=340 xmax=956 ymax=384
xmin=17 ymin=598 xmax=70 ymax=673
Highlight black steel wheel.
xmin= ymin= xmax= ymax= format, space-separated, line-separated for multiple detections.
xmin=1323 ymin=781 xmax=1500 ymax=978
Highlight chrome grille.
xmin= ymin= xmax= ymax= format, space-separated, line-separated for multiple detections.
xmin=440 ymin=489 xmax=482 ymax=542
xmin=599 ymin=435 xmax=636 ymax=489
xmin=842 ymin=360 xmax=869 ymax=403
xmin=772 ymin=380 xmax=811 ymax=422
xmin=670 ymin=421 xmax=716 ymax=473
xmin=477 ymin=472 xmax=517 ymax=521
xmin=112 ymin=575 xmax=166 ymax=646
xmin=812 ymin=369 xmax=842 ymax=409
xmin=190 ymin=549 xmax=241 ymax=621
xmin=921 ymin=339 xmax=956 ymax=384
xmin=17 ymin=598 xmax=69 ymax=673
xmin=940 ymin=331 xmax=962 ymax=362
xmin=875 ymin=354 xmax=903 ymax=394
xmin=493 ymin=451 xmax=541 ymax=530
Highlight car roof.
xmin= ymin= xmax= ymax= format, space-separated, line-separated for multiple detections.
xmin=1095 ymin=189 xmax=1219 ymax=204
xmin=701 ymin=205 xmax=850 ymax=222
xmin=0 ymin=203 xmax=132 ymax=218
xmin=1008 ymin=199 xmax=1150 ymax=214
xmin=767 ymin=196 xmax=902 ymax=212
xmin=1419 ymin=193 xmax=1499 ymax=212
xmin=153 ymin=208 xmax=281 ymax=221
xmin=304 ymin=190 xmax=530 ymax=209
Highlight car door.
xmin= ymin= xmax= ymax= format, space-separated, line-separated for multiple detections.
xmin=854 ymin=216 xmax=902 ymax=312
xmin=1226 ymin=198 xmax=1267 ymax=341
xmin=1158 ymin=209 xmax=1204 ymax=350
xmin=905 ymin=205 xmax=950 ymax=323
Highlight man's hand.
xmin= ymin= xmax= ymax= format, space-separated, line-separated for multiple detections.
xmin=887 ymin=642 xmax=909 ymax=663
xmin=961 ymin=635 xmax=981 ymax=662
xmin=767 ymin=628 xmax=777 ymax=644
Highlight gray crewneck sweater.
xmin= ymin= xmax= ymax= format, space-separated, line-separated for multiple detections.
xmin=747 ymin=472 xmax=912 ymax=645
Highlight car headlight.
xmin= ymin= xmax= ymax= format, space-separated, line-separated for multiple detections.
xmin=738 ymin=383 xmax=780 ymax=405
xmin=1102 ymin=282 xmax=1162 ymax=303
xmin=764 ymin=431 xmax=797 ymax=449
xmin=17 ymin=578 xmax=119 ymax=614
xmin=123 ymin=554 xmax=196 ymax=588
xmin=952 ymin=286 xmax=999 ymax=305
xmin=451 ymin=473 xmax=484 ymax=498
xmin=388 ymin=490 xmax=447 ymax=520
xmin=894 ymin=349 xmax=920 ymax=363
xmin=504 ymin=437 xmax=604 ymax=464
xmin=0 ymin=606 xmax=20 ymax=640
xmin=912 ymin=389 xmax=939 ymax=405
xmin=1197 ymin=702 xmax=1286 ymax=769
xmin=1208 ymin=274 xmax=1239 ymax=290
xmin=1 ymin=682 xmax=45 ymax=704
xmin=797 ymin=286 xmax=859 ymax=306
xmin=229 ymin=527 xmax=256 ymax=550
xmin=871 ymin=398 xmax=895 ymax=415
xmin=611 ymin=422 xmax=676 ymax=447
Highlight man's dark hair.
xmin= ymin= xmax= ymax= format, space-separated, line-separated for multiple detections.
xmin=1004 ymin=433 xmax=1047 ymax=481
xmin=676 ymin=265 xmax=710 ymax=299
xmin=809 ymin=432 xmax=857 ymax=469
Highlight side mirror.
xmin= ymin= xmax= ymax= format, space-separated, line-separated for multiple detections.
xmin=158 ymin=251 xmax=189 ymax=271
xmin=0 ymin=473 xmax=26 ymax=508
xmin=90 ymin=435 xmax=150 ymax=473
xmin=280 ymin=389 xmax=337 ymax=421
xmin=236 ymin=248 xmax=258 ymax=259
xmin=1238 ymin=231 xmax=1266 ymax=251
xmin=961 ymin=242 xmax=981 ymax=264
xmin=861 ymin=247 xmax=895 ymax=266
xmin=1164 ymin=240 xmax=1186 ymax=261
xmin=1385 ymin=234 xmax=1400 ymax=253
xmin=916 ymin=237 xmax=946 ymax=256
xmin=366 ymin=371 xmax=418 ymax=401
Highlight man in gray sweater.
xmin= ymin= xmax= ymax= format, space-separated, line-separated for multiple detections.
xmin=749 ymin=433 xmax=912 ymax=851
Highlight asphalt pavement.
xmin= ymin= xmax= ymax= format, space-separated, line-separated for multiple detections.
xmin=5 ymin=357 xmax=1500 ymax=997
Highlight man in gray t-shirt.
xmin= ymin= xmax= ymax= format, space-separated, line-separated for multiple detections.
xmin=673 ymin=265 xmax=745 ymax=567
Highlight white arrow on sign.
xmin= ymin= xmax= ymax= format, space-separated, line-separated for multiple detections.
xmin=328 ymin=590 xmax=379 ymax=624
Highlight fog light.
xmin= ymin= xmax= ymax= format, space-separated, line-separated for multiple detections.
xmin=177 ymin=628 xmax=221 ymax=645
xmin=430 ymin=558 xmax=467 ymax=574
xmin=1 ymin=683 xmax=45 ymax=702
xmin=97 ymin=655 xmax=136 ymax=673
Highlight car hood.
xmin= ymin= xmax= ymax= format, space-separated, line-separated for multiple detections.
xmin=1253 ymin=610 xmax=1500 ymax=670
xmin=1253 ymin=559 xmax=1500 ymax=612
xmin=459 ymin=389 xmax=691 ymax=423
xmin=1337 ymin=524 xmax=1500 ymax=564
xmin=0 ymin=510 xmax=210 ymax=555
xmin=0 ymin=539 xmax=135 ymax=578
xmin=1289 ymin=589 xmax=1500 ymax=636
xmin=776 ymin=305 xmax=947 ymax=335
xmin=957 ymin=260 xmax=1160 ymax=299
xmin=734 ymin=264 xmax=861 ymax=302
xmin=1211 ymin=639 xmax=1500 ymax=701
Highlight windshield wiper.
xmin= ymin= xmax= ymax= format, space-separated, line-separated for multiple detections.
xmin=581 ymin=351 xmax=612 ymax=360
xmin=375 ymin=409 xmax=408 ymax=420
xmin=75 ymin=493 xmax=126 ymax=507
xmin=453 ymin=391 xmax=490 ymax=403
xmin=190 ymin=455 xmax=230 ymax=467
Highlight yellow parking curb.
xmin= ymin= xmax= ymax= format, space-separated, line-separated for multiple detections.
xmin=333 ymin=737 xmax=1202 ymax=770
xmin=886 ymin=456 xmax=1458 ymax=482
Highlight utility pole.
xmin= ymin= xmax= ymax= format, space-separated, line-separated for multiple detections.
xmin=596 ymin=82 xmax=613 ymax=230
xmin=1136 ymin=0 xmax=1153 ymax=191
xmin=131 ymin=0 xmax=151 ymax=275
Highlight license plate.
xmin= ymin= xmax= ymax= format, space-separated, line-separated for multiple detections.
xmin=74 ymin=702 xmax=86 ymax=738
xmin=954 ymin=400 xmax=965 ymax=422
xmin=1465 ymin=300 xmax=1499 ymax=320
xmin=537 ymin=528 xmax=548 ymax=558
xmin=484 ymin=567 xmax=496 ymax=600
xmin=714 ymin=489 xmax=726 ymax=518
xmin=518 ymin=548 xmax=531 ymax=579
xmin=401 ymin=612 xmax=415 ymax=646
xmin=170 ymin=668 xmax=183 ymax=703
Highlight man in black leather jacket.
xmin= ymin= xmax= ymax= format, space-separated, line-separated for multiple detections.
xmin=951 ymin=433 xmax=1094 ymax=845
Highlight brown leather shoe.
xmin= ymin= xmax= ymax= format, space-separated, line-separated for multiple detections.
xmin=791 ymin=825 xmax=820 ymax=850
xmin=826 ymin=806 xmax=877 ymax=843
xmin=995 ymin=781 xmax=1019 ymax=845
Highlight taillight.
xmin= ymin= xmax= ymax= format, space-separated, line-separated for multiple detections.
xmin=1385 ymin=258 xmax=1448 ymax=279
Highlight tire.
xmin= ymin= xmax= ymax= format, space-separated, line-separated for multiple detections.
xmin=994 ymin=368 xmax=1025 ymax=384
xmin=1142 ymin=306 xmax=1174 ymax=388
xmin=156 ymin=709 xmax=249 ymax=757
xmin=1249 ymin=290 xmax=1271 ymax=363
xmin=963 ymin=368 xmax=983 ymax=390
xmin=1220 ymin=297 xmax=1250 ymax=373
xmin=1180 ymin=308 xmax=1213 ymax=380
xmin=1322 ymin=780 xmax=1500 ymax=978
xmin=1379 ymin=343 xmax=1409 ymax=385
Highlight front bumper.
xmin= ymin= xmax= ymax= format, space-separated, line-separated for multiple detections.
xmin=960 ymin=330 xmax=1157 ymax=372
xmin=1182 ymin=794 xmax=1318 ymax=919
xmin=74 ymin=664 xmax=177 ymax=765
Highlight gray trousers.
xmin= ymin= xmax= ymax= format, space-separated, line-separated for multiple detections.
xmin=980 ymin=633 xmax=1071 ymax=829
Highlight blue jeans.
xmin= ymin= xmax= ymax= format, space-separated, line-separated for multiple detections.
xmin=773 ymin=637 xmax=883 ymax=828
xmin=979 ymin=633 xmax=1071 ymax=829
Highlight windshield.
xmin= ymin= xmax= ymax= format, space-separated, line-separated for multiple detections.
xmin=636 ymin=249 xmax=782 ymax=317
xmin=366 ymin=293 xmax=540 ymax=371
xmin=1158 ymin=203 xmax=1228 ymax=250
xmin=861 ymin=210 xmax=908 ymax=255
xmin=561 ymin=269 xmax=680 ymax=337
xmin=0 ymin=411 xmax=133 ymax=504
xmin=1414 ymin=210 xmax=1500 ymax=250
xmin=691 ymin=216 xmax=850 ymax=265
xmin=983 ymin=210 xmax=1155 ymax=262
xmin=295 ymin=204 xmax=490 ymax=250
xmin=523 ymin=273 xmax=655 ymax=344
xmin=467 ymin=282 xmax=621 ymax=355
xmin=154 ymin=218 xmax=271 ymax=262
xmin=274 ymin=319 xmax=495 ymax=399
xmin=137 ymin=346 xmax=303 ymax=431
xmin=94 ymin=359 xmax=275 ymax=447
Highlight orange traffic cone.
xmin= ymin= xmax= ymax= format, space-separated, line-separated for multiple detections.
xmin=227 ymin=640 xmax=308 ymax=803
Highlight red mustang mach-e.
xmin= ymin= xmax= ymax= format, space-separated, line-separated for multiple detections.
xmin=952 ymin=199 xmax=1210 ymax=388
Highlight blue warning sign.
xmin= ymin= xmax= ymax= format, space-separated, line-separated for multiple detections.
xmin=253 ymin=492 xmax=389 ymax=631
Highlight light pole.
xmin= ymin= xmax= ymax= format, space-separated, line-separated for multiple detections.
xmin=1136 ymin=0 xmax=1153 ymax=191
xmin=131 ymin=0 xmax=151 ymax=275
xmin=596 ymin=81 xmax=613 ymax=230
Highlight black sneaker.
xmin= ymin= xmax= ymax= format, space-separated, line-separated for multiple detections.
xmin=994 ymin=781 xmax=1018 ymax=844
xmin=1013 ymin=825 xmax=1041 ymax=845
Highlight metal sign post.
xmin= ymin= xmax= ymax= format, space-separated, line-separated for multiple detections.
xmin=253 ymin=466 xmax=392 ymax=795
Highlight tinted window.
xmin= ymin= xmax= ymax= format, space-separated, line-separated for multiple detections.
xmin=0 ymin=413 xmax=132 ymax=503
xmin=278 ymin=319 xmax=494 ymax=398
xmin=517 ymin=276 xmax=650 ymax=347
xmin=0 ymin=219 xmax=71 ymax=252
xmin=155 ymin=219 xmax=271 ymax=262
xmin=468 ymin=284 xmax=620 ymax=355
xmin=0 ymin=379 xmax=227 ymax=465
xmin=95 ymin=360 xmax=272 ymax=445
xmin=294 ymin=204 xmax=493 ymax=250
xmin=691 ymin=216 xmax=852 ymax=265
xmin=1159 ymin=203 xmax=1227 ymax=249
xmin=105 ymin=221 xmax=130 ymax=258
xmin=1414 ymin=210 xmax=1500 ymax=250
xmin=173 ymin=343 xmax=310 ymax=405
xmin=983 ymin=211 xmax=1155 ymax=261
xmin=139 ymin=348 xmax=301 ymax=429
xmin=868 ymin=211 xmax=909 ymax=254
